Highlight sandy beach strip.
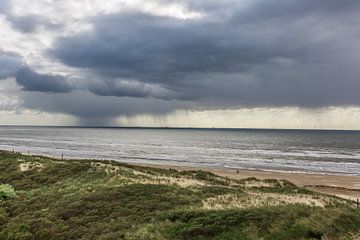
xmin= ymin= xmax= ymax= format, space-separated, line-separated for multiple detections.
xmin=138 ymin=163 xmax=360 ymax=202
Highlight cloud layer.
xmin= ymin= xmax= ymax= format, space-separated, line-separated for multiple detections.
xmin=0 ymin=52 xmax=71 ymax=93
xmin=1 ymin=0 xmax=360 ymax=122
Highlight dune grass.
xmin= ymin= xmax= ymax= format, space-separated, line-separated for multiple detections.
xmin=0 ymin=150 xmax=359 ymax=239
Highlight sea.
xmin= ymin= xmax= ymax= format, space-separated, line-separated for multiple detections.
xmin=0 ymin=126 xmax=359 ymax=176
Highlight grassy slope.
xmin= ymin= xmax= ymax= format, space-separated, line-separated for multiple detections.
xmin=0 ymin=150 xmax=359 ymax=240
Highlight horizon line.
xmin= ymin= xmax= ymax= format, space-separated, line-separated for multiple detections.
xmin=0 ymin=125 xmax=359 ymax=132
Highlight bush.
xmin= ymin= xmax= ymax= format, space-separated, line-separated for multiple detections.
xmin=0 ymin=184 xmax=17 ymax=200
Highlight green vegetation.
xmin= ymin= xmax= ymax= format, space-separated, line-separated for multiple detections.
xmin=0 ymin=150 xmax=359 ymax=239
xmin=0 ymin=184 xmax=17 ymax=201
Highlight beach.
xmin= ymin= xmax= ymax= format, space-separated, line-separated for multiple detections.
xmin=139 ymin=163 xmax=360 ymax=201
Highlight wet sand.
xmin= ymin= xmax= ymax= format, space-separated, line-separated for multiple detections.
xmin=138 ymin=163 xmax=360 ymax=202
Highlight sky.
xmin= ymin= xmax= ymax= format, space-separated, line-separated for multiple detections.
xmin=0 ymin=0 xmax=360 ymax=129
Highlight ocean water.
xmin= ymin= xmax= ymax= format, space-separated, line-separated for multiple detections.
xmin=0 ymin=126 xmax=360 ymax=176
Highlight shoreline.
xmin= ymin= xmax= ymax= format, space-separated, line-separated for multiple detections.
xmin=137 ymin=163 xmax=360 ymax=201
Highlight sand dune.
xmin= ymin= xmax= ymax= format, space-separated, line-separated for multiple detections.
xmin=138 ymin=163 xmax=360 ymax=202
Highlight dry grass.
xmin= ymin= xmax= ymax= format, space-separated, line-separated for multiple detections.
xmin=18 ymin=160 xmax=43 ymax=172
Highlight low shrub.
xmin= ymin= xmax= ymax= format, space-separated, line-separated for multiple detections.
xmin=0 ymin=184 xmax=17 ymax=200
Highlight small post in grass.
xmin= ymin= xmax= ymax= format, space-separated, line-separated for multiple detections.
xmin=357 ymin=198 xmax=359 ymax=208
xmin=61 ymin=154 xmax=64 ymax=160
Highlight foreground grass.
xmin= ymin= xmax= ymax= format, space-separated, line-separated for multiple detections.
xmin=0 ymin=150 xmax=359 ymax=239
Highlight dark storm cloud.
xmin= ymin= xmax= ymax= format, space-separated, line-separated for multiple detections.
xmin=187 ymin=0 xmax=359 ymax=14
xmin=0 ymin=52 xmax=23 ymax=79
xmin=14 ymin=67 xmax=71 ymax=93
xmin=21 ymin=90 xmax=190 ymax=125
xmin=49 ymin=0 xmax=360 ymax=109
xmin=0 ymin=52 xmax=71 ymax=93
xmin=52 ymin=12 xmax=300 ymax=83
xmin=3 ymin=0 xmax=360 ymax=122
xmin=86 ymin=78 xmax=188 ymax=100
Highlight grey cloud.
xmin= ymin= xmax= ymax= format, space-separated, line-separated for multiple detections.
xmin=0 ymin=0 xmax=61 ymax=33
xmin=0 ymin=0 xmax=10 ymax=14
xmin=87 ymin=79 xmax=185 ymax=100
xmin=0 ymin=53 xmax=23 ymax=79
xmin=52 ymin=12 xmax=295 ymax=81
xmin=0 ymin=52 xmax=72 ymax=93
xmin=172 ymin=0 xmax=360 ymax=18
xmin=21 ymin=90 xmax=190 ymax=125
xmin=49 ymin=0 xmax=360 ymax=109
xmin=7 ymin=15 xmax=62 ymax=33
xmin=3 ymin=0 xmax=360 ymax=123
xmin=15 ymin=67 xmax=71 ymax=93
